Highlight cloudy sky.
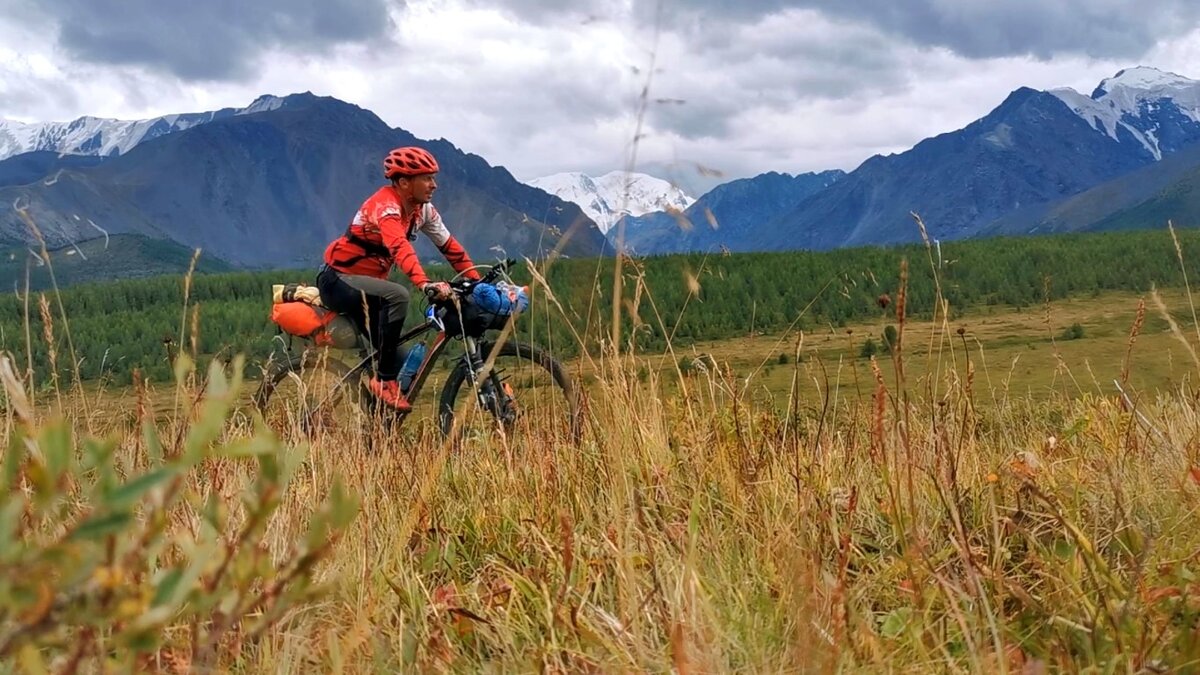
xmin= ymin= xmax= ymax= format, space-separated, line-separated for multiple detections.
xmin=3 ymin=0 xmax=1200 ymax=193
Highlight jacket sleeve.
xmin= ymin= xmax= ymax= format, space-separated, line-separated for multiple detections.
xmin=379 ymin=213 xmax=431 ymax=287
xmin=421 ymin=205 xmax=481 ymax=280
xmin=437 ymin=236 xmax=481 ymax=280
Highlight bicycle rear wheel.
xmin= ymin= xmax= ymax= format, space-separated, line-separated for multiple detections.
xmin=253 ymin=348 xmax=367 ymax=437
xmin=438 ymin=339 xmax=582 ymax=444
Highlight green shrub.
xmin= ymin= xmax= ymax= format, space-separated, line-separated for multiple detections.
xmin=882 ymin=325 xmax=898 ymax=353
xmin=0 ymin=354 xmax=358 ymax=669
xmin=860 ymin=337 xmax=879 ymax=359
xmin=1061 ymin=322 xmax=1086 ymax=340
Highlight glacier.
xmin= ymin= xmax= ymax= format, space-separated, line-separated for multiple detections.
xmin=1050 ymin=66 xmax=1200 ymax=161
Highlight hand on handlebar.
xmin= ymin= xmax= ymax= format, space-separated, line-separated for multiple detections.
xmin=423 ymin=260 xmax=520 ymax=302
xmin=422 ymin=281 xmax=453 ymax=302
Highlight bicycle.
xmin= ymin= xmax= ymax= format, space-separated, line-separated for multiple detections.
xmin=253 ymin=259 xmax=582 ymax=444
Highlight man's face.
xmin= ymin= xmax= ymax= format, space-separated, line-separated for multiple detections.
xmin=403 ymin=174 xmax=437 ymax=203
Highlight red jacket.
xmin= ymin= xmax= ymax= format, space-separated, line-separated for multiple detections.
xmin=324 ymin=186 xmax=479 ymax=286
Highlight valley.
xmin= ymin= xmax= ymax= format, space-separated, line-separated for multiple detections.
xmin=9 ymin=56 xmax=1200 ymax=671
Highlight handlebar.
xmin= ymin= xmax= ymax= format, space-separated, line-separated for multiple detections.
xmin=480 ymin=258 xmax=516 ymax=285
xmin=423 ymin=258 xmax=518 ymax=302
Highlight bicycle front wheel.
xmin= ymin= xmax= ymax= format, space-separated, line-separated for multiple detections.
xmin=438 ymin=339 xmax=582 ymax=444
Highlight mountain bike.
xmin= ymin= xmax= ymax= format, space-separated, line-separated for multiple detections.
xmin=253 ymin=259 xmax=582 ymax=444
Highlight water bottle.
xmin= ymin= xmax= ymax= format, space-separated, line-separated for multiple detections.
xmin=398 ymin=342 xmax=426 ymax=393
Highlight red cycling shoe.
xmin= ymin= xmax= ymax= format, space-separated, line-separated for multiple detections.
xmin=368 ymin=376 xmax=411 ymax=411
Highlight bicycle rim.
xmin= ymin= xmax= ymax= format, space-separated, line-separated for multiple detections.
xmin=438 ymin=339 xmax=582 ymax=445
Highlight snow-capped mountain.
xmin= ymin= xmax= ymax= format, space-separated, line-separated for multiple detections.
xmin=0 ymin=95 xmax=289 ymax=161
xmin=611 ymin=66 xmax=1200 ymax=254
xmin=0 ymin=93 xmax=609 ymax=269
xmin=1051 ymin=66 xmax=1200 ymax=160
xmin=527 ymin=171 xmax=695 ymax=233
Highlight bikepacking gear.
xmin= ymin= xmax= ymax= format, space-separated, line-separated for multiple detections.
xmin=439 ymin=281 xmax=531 ymax=338
xmin=383 ymin=146 xmax=439 ymax=179
xmin=368 ymin=376 xmax=410 ymax=411
xmin=399 ymin=343 xmax=426 ymax=393
xmin=472 ymin=281 xmax=529 ymax=316
xmin=255 ymin=260 xmax=581 ymax=444
xmin=322 ymin=187 xmax=480 ymax=283
xmin=272 ymin=283 xmax=323 ymax=306
xmin=269 ymin=287 xmax=359 ymax=349
xmin=502 ymin=381 xmax=517 ymax=414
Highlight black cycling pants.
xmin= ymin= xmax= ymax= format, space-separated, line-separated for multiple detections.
xmin=316 ymin=267 xmax=410 ymax=380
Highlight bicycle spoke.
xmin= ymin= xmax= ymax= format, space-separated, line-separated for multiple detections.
xmin=438 ymin=340 xmax=581 ymax=444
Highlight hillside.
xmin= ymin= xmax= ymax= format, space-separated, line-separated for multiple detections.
xmin=0 ymin=151 xmax=109 ymax=188
xmin=621 ymin=67 xmax=1200 ymax=253
xmin=0 ymin=234 xmax=232 ymax=291
xmin=1092 ymin=168 xmax=1200 ymax=232
xmin=983 ymin=142 xmax=1200 ymax=235
xmin=762 ymin=88 xmax=1153 ymax=249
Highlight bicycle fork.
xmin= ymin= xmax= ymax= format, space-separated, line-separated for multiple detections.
xmin=462 ymin=337 xmax=517 ymax=426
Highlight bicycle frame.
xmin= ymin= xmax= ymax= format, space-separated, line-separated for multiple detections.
xmin=314 ymin=302 xmax=496 ymax=419
xmin=397 ymin=305 xmax=501 ymax=414
xmin=392 ymin=314 xmax=451 ymax=410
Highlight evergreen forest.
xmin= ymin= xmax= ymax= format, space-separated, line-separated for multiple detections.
xmin=3 ymin=228 xmax=1199 ymax=387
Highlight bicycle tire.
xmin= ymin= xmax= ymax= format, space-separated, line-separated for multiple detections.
xmin=253 ymin=348 xmax=366 ymax=435
xmin=438 ymin=339 xmax=582 ymax=444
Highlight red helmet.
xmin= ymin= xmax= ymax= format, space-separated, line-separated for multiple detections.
xmin=383 ymin=146 xmax=439 ymax=179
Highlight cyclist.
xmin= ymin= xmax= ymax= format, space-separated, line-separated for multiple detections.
xmin=317 ymin=146 xmax=481 ymax=411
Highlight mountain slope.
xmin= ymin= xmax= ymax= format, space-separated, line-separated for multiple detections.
xmin=527 ymin=171 xmax=694 ymax=234
xmin=621 ymin=66 xmax=1200 ymax=254
xmin=983 ymin=141 xmax=1200 ymax=235
xmin=0 ymin=94 xmax=608 ymax=270
xmin=762 ymin=73 xmax=1200 ymax=250
xmin=615 ymin=170 xmax=844 ymax=254
xmin=1091 ymin=168 xmax=1200 ymax=231
xmin=0 ymin=151 xmax=109 ymax=188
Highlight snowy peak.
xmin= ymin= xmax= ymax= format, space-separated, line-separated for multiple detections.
xmin=0 ymin=94 xmax=301 ymax=162
xmin=1092 ymin=67 xmax=1197 ymax=98
xmin=241 ymin=95 xmax=289 ymax=114
xmin=1051 ymin=66 xmax=1200 ymax=161
xmin=527 ymin=170 xmax=695 ymax=233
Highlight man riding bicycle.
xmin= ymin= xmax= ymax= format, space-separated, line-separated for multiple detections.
xmin=317 ymin=146 xmax=481 ymax=411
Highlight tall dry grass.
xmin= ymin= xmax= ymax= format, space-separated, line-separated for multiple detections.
xmin=4 ymin=229 xmax=1200 ymax=672
xmin=4 ymin=70 xmax=1200 ymax=670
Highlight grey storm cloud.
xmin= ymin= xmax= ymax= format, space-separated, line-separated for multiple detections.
xmin=494 ymin=0 xmax=1200 ymax=60
xmin=642 ymin=10 xmax=913 ymax=140
xmin=486 ymin=0 xmax=1200 ymax=145
xmin=789 ymin=0 xmax=1200 ymax=60
xmin=9 ymin=0 xmax=392 ymax=80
